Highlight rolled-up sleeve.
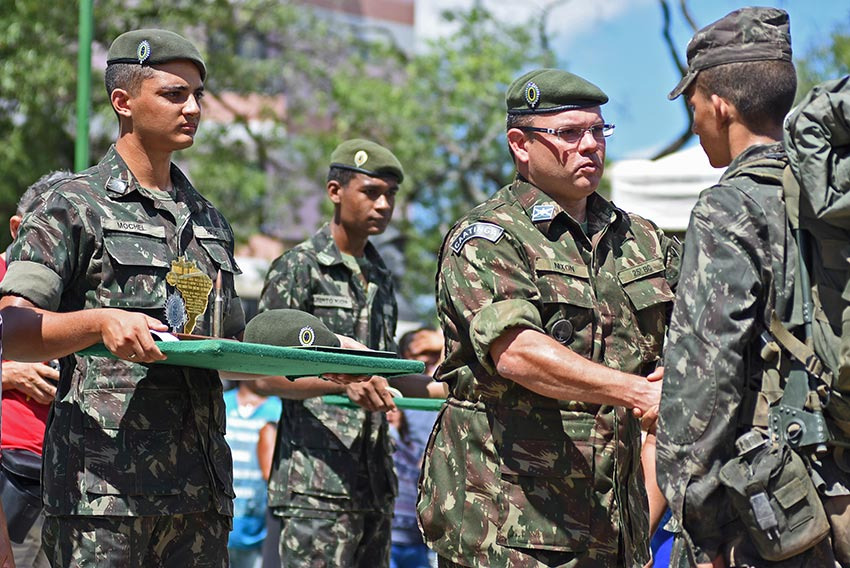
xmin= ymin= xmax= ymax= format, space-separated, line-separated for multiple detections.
xmin=439 ymin=221 xmax=543 ymax=374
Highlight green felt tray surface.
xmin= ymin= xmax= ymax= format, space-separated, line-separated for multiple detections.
xmin=79 ymin=340 xmax=425 ymax=377
xmin=322 ymin=395 xmax=445 ymax=411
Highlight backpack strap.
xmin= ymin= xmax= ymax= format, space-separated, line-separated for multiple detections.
xmin=768 ymin=312 xmax=831 ymax=389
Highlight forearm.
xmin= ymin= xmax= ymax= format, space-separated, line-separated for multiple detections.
xmin=491 ymin=327 xmax=657 ymax=408
xmin=247 ymin=375 xmax=344 ymax=399
xmin=1 ymin=300 xmax=105 ymax=362
xmin=642 ymin=433 xmax=667 ymax=536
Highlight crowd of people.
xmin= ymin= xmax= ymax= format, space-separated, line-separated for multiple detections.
xmin=0 ymin=6 xmax=849 ymax=568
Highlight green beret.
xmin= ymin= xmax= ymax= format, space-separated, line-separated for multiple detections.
xmin=669 ymin=7 xmax=792 ymax=100
xmin=330 ymin=139 xmax=404 ymax=183
xmin=244 ymin=309 xmax=341 ymax=350
xmin=506 ymin=68 xmax=608 ymax=115
xmin=107 ymin=29 xmax=206 ymax=81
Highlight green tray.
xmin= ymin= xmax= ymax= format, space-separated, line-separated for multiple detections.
xmin=322 ymin=395 xmax=445 ymax=411
xmin=79 ymin=340 xmax=425 ymax=378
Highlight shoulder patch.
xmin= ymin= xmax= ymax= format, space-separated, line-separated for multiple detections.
xmin=531 ymin=204 xmax=556 ymax=222
xmin=450 ymin=222 xmax=505 ymax=254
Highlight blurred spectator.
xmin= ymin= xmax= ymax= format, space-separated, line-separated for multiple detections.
xmin=225 ymin=383 xmax=282 ymax=568
xmin=257 ymin=422 xmax=281 ymax=568
xmin=388 ymin=327 xmax=445 ymax=568
xmin=0 ymin=171 xmax=70 ymax=568
xmin=397 ymin=328 xmax=443 ymax=377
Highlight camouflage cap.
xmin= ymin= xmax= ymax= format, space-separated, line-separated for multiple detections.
xmin=244 ymin=309 xmax=341 ymax=349
xmin=668 ymin=7 xmax=792 ymax=100
xmin=506 ymin=68 xmax=608 ymax=115
xmin=107 ymin=29 xmax=206 ymax=81
xmin=330 ymin=139 xmax=404 ymax=183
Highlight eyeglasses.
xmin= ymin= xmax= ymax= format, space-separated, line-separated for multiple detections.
xmin=517 ymin=123 xmax=615 ymax=144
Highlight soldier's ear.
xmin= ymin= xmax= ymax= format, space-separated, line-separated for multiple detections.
xmin=507 ymin=128 xmax=531 ymax=166
xmin=327 ymin=179 xmax=343 ymax=205
xmin=111 ymin=88 xmax=132 ymax=119
xmin=710 ymin=93 xmax=732 ymax=127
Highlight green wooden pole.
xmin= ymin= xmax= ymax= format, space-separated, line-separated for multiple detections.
xmin=75 ymin=0 xmax=94 ymax=172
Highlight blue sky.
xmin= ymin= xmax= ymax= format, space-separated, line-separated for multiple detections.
xmin=552 ymin=0 xmax=850 ymax=160
xmin=418 ymin=0 xmax=850 ymax=160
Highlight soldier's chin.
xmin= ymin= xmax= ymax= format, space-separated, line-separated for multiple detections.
xmin=174 ymin=136 xmax=196 ymax=151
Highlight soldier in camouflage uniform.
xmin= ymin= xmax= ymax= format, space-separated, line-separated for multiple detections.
xmin=417 ymin=69 xmax=681 ymax=568
xmin=657 ymin=8 xmax=849 ymax=567
xmin=253 ymin=139 xmax=402 ymax=567
xmin=0 ymin=30 xmax=245 ymax=566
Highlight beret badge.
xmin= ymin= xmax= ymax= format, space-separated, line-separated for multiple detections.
xmin=354 ymin=150 xmax=368 ymax=168
xmin=136 ymin=39 xmax=151 ymax=64
xmin=525 ymin=81 xmax=540 ymax=108
xmin=298 ymin=326 xmax=316 ymax=346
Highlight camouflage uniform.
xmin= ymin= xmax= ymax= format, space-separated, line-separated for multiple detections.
xmin=657 ymin=143 xmax=849 ymax=567
xmin=0 ymin=147 xmax=245 ymax=565
xmin=418 ymin=180 xmax=680 ymax=567
xmin=258 ymin=223 xmax=398 ymax=566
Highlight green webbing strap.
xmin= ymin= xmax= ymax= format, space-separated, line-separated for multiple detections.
xmin=322 ymin=395 xmax=445 ymax=411
xmin=768 ymin=313 xmax=829 ymax=384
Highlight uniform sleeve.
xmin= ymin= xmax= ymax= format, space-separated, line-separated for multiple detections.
xmin=0 ymin=192 xmax=84 ymax=310
xmin=657 ymin=187 xmax=770 ymax=560
xmin=437 ymin=223 xmax=545 ymax=375
xmin=257 ymin=251 xmax=312 ymax=313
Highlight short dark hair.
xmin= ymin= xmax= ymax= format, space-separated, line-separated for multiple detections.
xmin=326 ymin=166 xmax=400 ymax=188
xmin=104 ymin=63 xmax=156 ymax=98
xmin=397 ymin=326 xmax=438 ymax=358
xmin=506 ymin=112 xmax=534 ymax=132
xmin=326 ymin=166 xmax=359 ymax=188
xmin=695 ymin=60 xmax=797 ymax=135
xmin=18 ymin=170 xmax=74 ymax=216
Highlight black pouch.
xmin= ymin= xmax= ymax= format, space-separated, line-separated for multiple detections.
xmin=719 ymin=436 xmax=830 ymax=561
xmin=0 ymin=448 xmax=43 ymax=543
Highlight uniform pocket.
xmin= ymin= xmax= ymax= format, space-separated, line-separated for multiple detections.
xmin=286 ymin=446 xmax=357 ymax=502
xmin=101 ymin=228 xmax=170 ymax=308
xmin=495 ymin=411 xmax=595 ymax=551
xmin=83 ymin=388 xmax=188 ymax=496
xmin=198 ymin=235 xmax=241 ymax=276
xmin=537 ymin=272 xmax=594 ymax=355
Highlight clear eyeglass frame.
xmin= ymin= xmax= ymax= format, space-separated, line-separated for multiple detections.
xmin=518 ymin=123 xmax=615 ymax=144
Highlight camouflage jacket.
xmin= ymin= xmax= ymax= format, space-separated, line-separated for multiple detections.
xmin=656 ymin=143 xmax=800 ymax=563
xmin=418 ymin=179 xmax=680 ymax=567
xmin=0 ymin=146 xmax=245 ymax=517
xmin=258 ymin=223 xmax=397 ymax=514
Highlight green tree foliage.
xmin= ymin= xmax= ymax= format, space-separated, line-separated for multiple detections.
xmin=1 ymin=1 xmax=550 ymax=317
xmin=796 ymin=11 xmax=850 ymax=97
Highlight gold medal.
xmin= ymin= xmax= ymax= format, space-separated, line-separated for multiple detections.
xmin=165 ymin=257 xmax=213 ymax=334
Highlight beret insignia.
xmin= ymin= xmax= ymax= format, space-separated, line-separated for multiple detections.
xmin=354 ymin=150 xmax=368 ymax=168
xmin=525 ymin=81 xmax=540 ymax=108
xmin=451 ymin=222 xmax=505 ymax=254
xmin=298 ymin=326 xmax=316 ymax=346
xmin=137 ymin=39 xmax=151 ymax=64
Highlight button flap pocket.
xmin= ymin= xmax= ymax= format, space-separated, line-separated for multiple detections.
xmin=103 ymin=228 xmax=170 ymax=268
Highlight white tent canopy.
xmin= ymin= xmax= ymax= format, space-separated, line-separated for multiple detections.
xmin=609 ymin=145 xmax=725 ymax=232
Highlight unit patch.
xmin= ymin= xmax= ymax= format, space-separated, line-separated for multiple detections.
xmin=451 ymin=222 xmax=505 ymax=254
xmin=531 ymin=204 xmax=556 ymax=222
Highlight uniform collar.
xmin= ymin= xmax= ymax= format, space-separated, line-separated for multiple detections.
xmin=510 ymin=179 xmax=619 ymax=239
xmin=720 ymin=141 xmax=785 ymax=183
xmin=313 ymin=223 xmax=389 ymax=275
xmin=100 ymin=146 xmax=203 ymax=214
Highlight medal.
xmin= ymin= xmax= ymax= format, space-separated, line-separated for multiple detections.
xmin=165 ymin=256 xmax=213 ymax=334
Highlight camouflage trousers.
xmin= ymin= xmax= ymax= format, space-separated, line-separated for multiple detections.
xmin=275 ymin=510 xmax=391 ymax=568
xmin=42 ymin=509 xmax=230 ymax=567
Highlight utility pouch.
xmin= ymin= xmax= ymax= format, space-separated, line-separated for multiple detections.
xmin=719 ymin=432 xmax=829 ymax=561
xmin=0 ymin=448 xmax=43 ymax=543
